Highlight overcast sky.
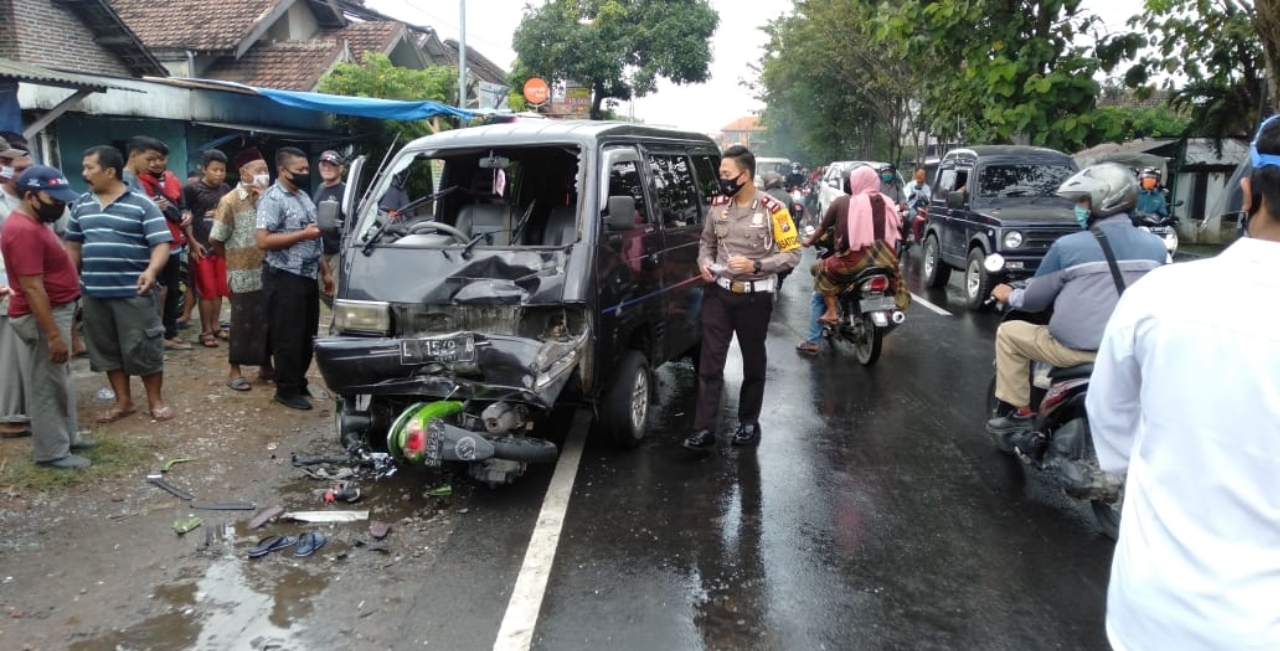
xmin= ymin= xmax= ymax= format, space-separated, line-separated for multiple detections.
xmin=368 ymin=0 xmax=1147 ymax=135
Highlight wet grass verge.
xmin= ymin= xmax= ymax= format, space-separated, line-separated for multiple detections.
xmin=0 ymin=427 xmax=160 ymax=494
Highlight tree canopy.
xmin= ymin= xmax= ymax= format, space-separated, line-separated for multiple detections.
xmin=510 ymin=0 xmax=718 ymax=119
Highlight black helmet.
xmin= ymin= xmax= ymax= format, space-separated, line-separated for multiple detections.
xmin=1056 ymin=162 xmax=1139 ymax=218
xmin=762 ymin=171 xmax=784 ymax=189
xmin=790 ymin=162 xmax=800 ymax=172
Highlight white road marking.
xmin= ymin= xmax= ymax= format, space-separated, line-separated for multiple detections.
xmin=493 ymin=409 xmax=591 ymax=651
xmin=910 ymin=292 xmax=952 ymax=316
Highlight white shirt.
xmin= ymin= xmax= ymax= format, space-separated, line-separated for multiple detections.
xmin=1087 ymin=237 xmax=1280 ymax=651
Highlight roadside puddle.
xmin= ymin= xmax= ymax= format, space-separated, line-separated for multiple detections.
xmin=70 ymin=558 xmax=327 ymax=651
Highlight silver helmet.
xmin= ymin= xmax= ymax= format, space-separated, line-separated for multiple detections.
xmin=1056 ymin=162 xmax=1139 ymax=219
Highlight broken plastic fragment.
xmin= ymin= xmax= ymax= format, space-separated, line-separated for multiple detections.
xmin=425 ymin=484 xmax=452 ymax=497
xmin=281 ymin=510 xmax=369 ymax=523
xmin=173 ymin=516 xmax=203 ymax=535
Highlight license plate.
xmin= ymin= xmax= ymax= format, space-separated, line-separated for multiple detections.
xmin=859 ymin=296 xmax=896 ymax=312
xmin=400 ymin=334 xmax=477 ymax=365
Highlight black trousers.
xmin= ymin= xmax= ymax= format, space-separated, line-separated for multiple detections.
xmin=263 ymin=266 xmax=319 ymax=398
xmin=160 ymin=253 xmax=182 ymax=339
xmin=694 ymin=285 xmax=774 ymax=431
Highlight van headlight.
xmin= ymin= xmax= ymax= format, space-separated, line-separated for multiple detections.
xmin=333 ymin=299 xmax=391 ymax=335
xmin=1002 ymin=231 xmax=1024 ymax=249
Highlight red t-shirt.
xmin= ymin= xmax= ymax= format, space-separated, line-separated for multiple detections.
xmin=1 ymin=210 xmax=81 ymax=317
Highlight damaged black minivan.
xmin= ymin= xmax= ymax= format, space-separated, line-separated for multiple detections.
xmin=315 ymin=122 xmax=721 ymax=485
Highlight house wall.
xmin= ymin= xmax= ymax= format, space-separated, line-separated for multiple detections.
xmin=269 ymin=2 xmax=321 ymax=41
xmin=1174 ymin=168 xmax=1237 ymax=245
xmin=8 ymin=0 xmax=133 ymax=77
xmin=46 ymin=114 xmax=188 ymax=193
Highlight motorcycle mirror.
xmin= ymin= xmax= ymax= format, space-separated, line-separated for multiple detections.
xmin=983 ymin=253 xmax=1006 ymax=273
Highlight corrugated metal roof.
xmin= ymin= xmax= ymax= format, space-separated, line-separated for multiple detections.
xmin=0 ymin=58 xmax=139 ymax=92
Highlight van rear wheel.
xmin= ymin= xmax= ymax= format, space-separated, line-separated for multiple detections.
xmin=600 ymin=351 xmax=651 ymax=449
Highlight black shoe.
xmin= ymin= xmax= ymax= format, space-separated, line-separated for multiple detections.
xmin=274 ymin=393 xmax=313 ymax=411
xmin=731 ymin=423 xmax=761 ymax=446
xmin=682 ymin=428 xmax=715 ymax=451
xmin=985 ymin=413 xmax=1034 ymax=435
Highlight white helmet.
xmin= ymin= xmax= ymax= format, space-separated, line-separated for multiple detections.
xmin=1056 ymin=162 xmax=1138 ymax=219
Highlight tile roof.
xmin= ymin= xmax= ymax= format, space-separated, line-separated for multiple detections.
xmin=722 ymin=116 xmax=763 ymax=132
xmin=204 ymin=39 xmax=343 ymax=90
xmin=107 ymin=0 xmax=280 ymax=52
xmin=328 ymin=20 xmax=403 ymax=63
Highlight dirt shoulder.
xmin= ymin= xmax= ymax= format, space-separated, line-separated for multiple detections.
xmin=0 ymin=338 xmax=470 ymax=651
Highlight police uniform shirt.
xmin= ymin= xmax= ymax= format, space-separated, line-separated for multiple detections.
xmin=698 ymin=191 xmax=802 ymax=281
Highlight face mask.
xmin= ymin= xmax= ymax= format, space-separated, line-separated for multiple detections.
xmin=881 ymin=174 xmax=894 ymax=183
xmin=33 ymin=198 xmax=65 ymax=223
xmin=718 ymin=173 xmax=745 ymax=197
xmin=252 ymin=173 xmax=270 ymax=188
xmin=289 ymin=171 xmax=311 ymax=188
xmin=1073 ymin=204 xmax=1091 ymax=228
xmin=0 ymin=166 xmax=13 ymax=181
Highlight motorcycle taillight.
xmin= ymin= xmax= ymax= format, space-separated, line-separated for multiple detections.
xmin=862 ymin=276 xmax=890 ymax=293
xmin=1040 ymin=378 xmax=1089 ymax=413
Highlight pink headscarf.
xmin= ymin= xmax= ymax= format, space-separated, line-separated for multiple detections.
xmin=845 ymin=166 xmax=901 ymax=251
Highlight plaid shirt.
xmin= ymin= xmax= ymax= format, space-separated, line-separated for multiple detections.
xmin=255 ymin=182 xmax=321 ymax=279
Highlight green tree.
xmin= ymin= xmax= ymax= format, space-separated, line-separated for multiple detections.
xmin=510 ymin=0 xmax=718 ymax=119
xmin=318 ymin=53 xmax=457 ymax=165
xmin=1123 ymin=0 xmax=1265 ymax=140
xmin=878 ymin=0 xmax=1143 ymax=150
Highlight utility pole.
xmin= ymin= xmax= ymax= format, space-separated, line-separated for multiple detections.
xmin=457 ymin=0 xmax=467 ymax=109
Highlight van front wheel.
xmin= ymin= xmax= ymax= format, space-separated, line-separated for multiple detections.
xmin=601 ymin=351 xmax=651 ymax=449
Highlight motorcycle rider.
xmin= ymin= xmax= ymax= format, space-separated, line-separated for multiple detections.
xmin=902 ymin=166 xmax=932 ymax=241
xmin=985 ymin=163 xmax=1167 ymax=435
xmin=877 ymin=164 xmax=905 ymax=207
xmin=785 ymin=162 xmax=807 ymax=192
xmin=1135 ymin=167 xmax=1168 ymax=220
xmin=795 ymin=165 xmax=908 ymax=355
xmin=762 ymin=172 xmax=796 ymax=290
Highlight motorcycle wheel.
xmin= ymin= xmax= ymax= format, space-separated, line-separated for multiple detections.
xmin=852 ymin=314 xmax=883 ymax=366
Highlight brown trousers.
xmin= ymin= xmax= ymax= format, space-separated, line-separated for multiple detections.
xmin=995 ymin=321 xmax=1096 ymax=408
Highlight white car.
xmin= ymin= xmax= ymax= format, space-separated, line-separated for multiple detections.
xmin=817 ymin=161 xmax=906 ymax=217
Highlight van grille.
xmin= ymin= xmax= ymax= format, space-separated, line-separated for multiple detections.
xmin=1020 ymin=228 xmax=1076 ymax=250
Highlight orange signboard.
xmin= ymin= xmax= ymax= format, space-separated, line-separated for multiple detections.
xmin=523 ymin=78 xmax=549 ymax=105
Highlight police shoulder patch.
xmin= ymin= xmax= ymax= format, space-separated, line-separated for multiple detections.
xmin=710 ymin=195 xmax=731 ymax=207
xmin=759 ymin=192 xmax=785 ymax=213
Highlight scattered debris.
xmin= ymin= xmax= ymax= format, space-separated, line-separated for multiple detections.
xmin=247 ymin=534 xmax=297 ymax=559
xmin=147 ymin=474 xmax=196 ymax=501
xmin=321 ymin=481 xmax=361 ymax=504
xmin=425 ymin=484 xmax=452 ymax=498
xmin=247 ymin=505 xmax=285 ymax=530
xmin=300 ymin=467 xmax=356 ymax=481
xmin=161 ymin=457 xmax=197 ymax=473
xmin=190 ymin=500 xmax=256 ymax=511
xmin=293 ymin=531 xmax=327 ymax=558
xmin=173 ymin=516 xmax=203 ymax=535
xmin=281 ymin=510 xmax=369 ymax=523
xmin=369 ymin=520 xmax=391 ymax=540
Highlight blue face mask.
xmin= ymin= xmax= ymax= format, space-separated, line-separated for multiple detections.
xmin=1073 ymin=205 xmax=1090 ymax=228
xmin=880 ymin=174 xmax=894 ymax=183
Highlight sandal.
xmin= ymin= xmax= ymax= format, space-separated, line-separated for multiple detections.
xmin=247 ymin=534 xmax=297 ymax=559
xmin=164 ymin=338 xmax=193 ymax=351
xmin=226 ymin=377 xmax=252 ymax=392
xmin=200 ymin=332 xmax=219 ymax=348
xmin=150 ymin=406 xmax=176 ymax=422
xmin=96 ymin=407 xmax=136 ymax=424
xmin=293 ymin=531 xmax=327 ymax=558
xmin=215 ymin=329 xmax=230 ymax=341
xmin=795 ymin=342 xmax=820 ymax=356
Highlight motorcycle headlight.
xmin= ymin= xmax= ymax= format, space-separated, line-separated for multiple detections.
xmin=1002 ymin=231 xmax=1023 ymax=249
xmin=332 ymin=299 xmax=391 ymax=335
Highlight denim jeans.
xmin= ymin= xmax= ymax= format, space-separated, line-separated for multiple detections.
xmin=807 ymin=292 xmax=825 ymax=345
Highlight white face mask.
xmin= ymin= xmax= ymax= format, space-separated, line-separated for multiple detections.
xmin=252 ymin=173 xmax=270 ymax=188
xmin=0 ymin=166 xmax=13 ymax=181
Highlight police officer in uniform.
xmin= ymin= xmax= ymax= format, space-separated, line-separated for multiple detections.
xmin=684 ymin=145 xmax=802 ymax=451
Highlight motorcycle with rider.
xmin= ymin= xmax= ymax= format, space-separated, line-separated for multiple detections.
xmin=985 ymin=162 xmax=1168 ymax=538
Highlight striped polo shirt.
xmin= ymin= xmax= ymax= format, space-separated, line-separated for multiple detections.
xmin=65 ymin=189 xmax=173 ymax=298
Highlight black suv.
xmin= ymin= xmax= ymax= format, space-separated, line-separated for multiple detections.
xmin=315 ymin=122 xmax=720 ymax=485
xmin=920 ymin=146 xmax=1079 ymax=309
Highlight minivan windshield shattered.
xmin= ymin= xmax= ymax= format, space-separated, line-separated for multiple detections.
xmin=977 ymin=164 xmax=1075 ymax=198
xmin=354 ymin=144 xmax=582 ymax=250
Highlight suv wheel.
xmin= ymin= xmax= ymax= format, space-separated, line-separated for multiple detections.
xmin=600 ymin=350 xmax=651 ymax=449
xmin=965 ymin=247 xmax=995 ymax=311
xmin=923 ymin=233 xmax=950 ymax=288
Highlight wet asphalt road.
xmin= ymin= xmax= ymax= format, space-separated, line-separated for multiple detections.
xmin=397 ymin=248 xmax=1116 ymax=651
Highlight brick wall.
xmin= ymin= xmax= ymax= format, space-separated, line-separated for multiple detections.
xmin=11 ymin=0 xmax=133 ymax=76
xmin=0 ymin=1 xmax=20 ymax=61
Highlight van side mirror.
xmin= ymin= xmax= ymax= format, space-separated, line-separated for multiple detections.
xmin=317 ymin=198 xmax=341 ymax=234
xmin=946 ymin=191 xmax=967 ymax=210
xmin=607 ymin=195 xmax=637 ymax=231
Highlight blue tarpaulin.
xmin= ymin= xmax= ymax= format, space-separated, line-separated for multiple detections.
xmin=255 ymin=87 xmax=477 ymax=121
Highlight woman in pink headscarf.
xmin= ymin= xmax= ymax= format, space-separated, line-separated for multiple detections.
xmin=799 ymin=165 xmax=909 ymax=346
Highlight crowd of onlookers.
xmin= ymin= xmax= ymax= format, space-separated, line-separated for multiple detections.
xmin=0 ymin=135 xmax=345 ymax=470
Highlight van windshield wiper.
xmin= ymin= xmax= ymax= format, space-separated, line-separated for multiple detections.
xmin=360 ymin=186 xmax=459 ymax=256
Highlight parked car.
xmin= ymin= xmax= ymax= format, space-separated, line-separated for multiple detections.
xmin=316 ymin=122 xmax=720 ymax=485
xmin=920 ymin=146 xmax=1079 ymax=310
xmin=816 ymin=160 xmax=906 ymax=217
xmin=754 ymin=156 xmax=791 ymax=189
